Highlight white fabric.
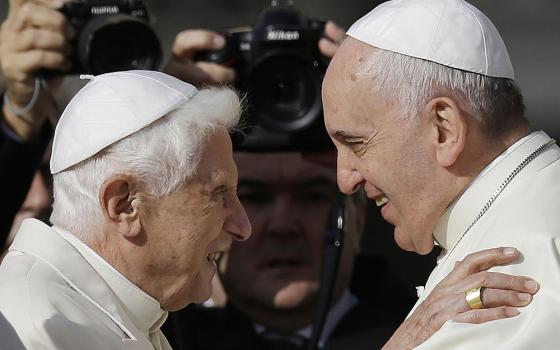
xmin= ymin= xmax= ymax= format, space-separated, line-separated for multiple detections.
xmin=347 ymin=0 xmax=514 ymax=79
xmin=50 ymin=70 xmax=198 ymax=174
xmin=409 ymin=131 xmax=560 ymax=349
xmin=0 ymin=219 xmax=172 ymax=350
xmin=53 ymin=227 xmax=169 ymax=349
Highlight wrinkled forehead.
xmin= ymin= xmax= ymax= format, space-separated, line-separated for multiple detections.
xmin=322 ymin=39 xmax=381 ymax=133
xmin=194 ymin=130 xmax=237 ymax=181
xmin=324 ymin=38 xmax=378 ymax=89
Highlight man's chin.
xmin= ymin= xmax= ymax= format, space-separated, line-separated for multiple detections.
xmin=394 ymin=227 xmax=434 ymax=255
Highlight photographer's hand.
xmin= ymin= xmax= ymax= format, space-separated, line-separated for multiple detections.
xmin=319 ymin=21 xmax=345 ymax=58
xmin=381 ymin=247 xmax=539 ymax=350
xmin=0 ymin=0 xmax=73 ymax=141
xmin=164 ymin=29 xmax=235 ymax=87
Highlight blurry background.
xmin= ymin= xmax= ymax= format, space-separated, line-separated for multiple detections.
xmin=1 ymin=0 xmax=558 ymax=292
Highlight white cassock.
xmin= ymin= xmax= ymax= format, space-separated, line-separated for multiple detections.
xmin=0 ymin=219 xmax=171 ymax=350
xmin=410 ymin=131 xmax=560 ymax=349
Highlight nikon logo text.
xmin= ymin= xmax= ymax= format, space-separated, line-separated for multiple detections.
xmin=91 ymin=6 xmax=119 ymax=15
xmin=267 ymin=30 xmax=300 ymax=41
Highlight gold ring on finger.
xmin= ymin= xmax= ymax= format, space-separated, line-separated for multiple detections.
xmin=465 ymin=286 xmax=485 ymax=310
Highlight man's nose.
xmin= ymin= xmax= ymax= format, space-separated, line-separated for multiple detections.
xmin=336 ymin=152 xmax=364 ymax=194
xmin=224 ymin=197 xmax=252 ymax=241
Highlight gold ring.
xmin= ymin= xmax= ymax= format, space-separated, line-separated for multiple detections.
xmin=465 ymin=287 xmax=485 ymax=309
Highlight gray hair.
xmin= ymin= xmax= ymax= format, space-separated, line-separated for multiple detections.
xmin=50 ymin=87 xmax=241 ymax=234
xmin=368 ymin=48 xmax=527 ymax=137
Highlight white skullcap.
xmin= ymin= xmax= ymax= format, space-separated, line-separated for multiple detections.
xmin=346 ymin=0 xmax=514 ymax=79
xmin=50 ymin=70 xmax=198 ymax=174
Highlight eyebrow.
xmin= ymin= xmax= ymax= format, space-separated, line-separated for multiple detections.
xmin=333 ymin=130 xmax=364 ymax=143
xmin=210 ymin=184 xmax=228 ymax=195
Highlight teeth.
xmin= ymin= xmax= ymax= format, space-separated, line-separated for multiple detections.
xmin=207 ymin=252 xmax=222 ymax=263
xmin=375 ymin=195 xmax=389 ymax=207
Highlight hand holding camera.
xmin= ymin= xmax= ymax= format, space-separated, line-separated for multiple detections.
xmin=163 ymin=29 xmax=236 ymax=87
xmin=59 ymin=0 xmax=161 ymax=75
xmin=0 ymin=0 xmax=73 ymax=140
xmin=188 ymin=2 xmax=346 ymax=152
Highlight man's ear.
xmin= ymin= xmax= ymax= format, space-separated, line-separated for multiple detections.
xmin=425 ymin=97 xmax=467 ymax=167
xmin=99 ymin=175 xmax=142 ymax=238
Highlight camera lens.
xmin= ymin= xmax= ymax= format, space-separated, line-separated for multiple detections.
xmin=248 ymin=54 xmax=322 ymax=133
xmin=78 ymin=15 xmax=162 ymax=75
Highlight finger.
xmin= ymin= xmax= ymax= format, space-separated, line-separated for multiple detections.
xmin=6 ymin=50 xmax=71 ymax=77
xmin=447 ymin=247 xmax=520 ymax=282
xmin=324 ymin=21 xmax=345 ymax=43
xmin=12 ymin=2 xmax=74 ymax=38
xmin=462 ymin=271 xmax=540 ymax=295
xmin=194 ymin=61 xmax=236 ymax=84
xmin=11 ymin=28 xmax=71 ymax=54
xmin=453 ymin=307 xmax=520 ymax=324
xmin=480 ymin=288 xmax=533 ymax=308
xmin=172 ymin=30 xmax=225 ymax=59
xmin=163 ymin=59 xmax=216 ymax=86
xmin=319 ymin=38 xmax=338 ymax=58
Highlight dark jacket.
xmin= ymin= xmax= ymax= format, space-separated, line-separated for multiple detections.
xmin=0 ymin=113 xmax=51 ymax=245
xmin=162 ymin=256 xmax=415 ymax=350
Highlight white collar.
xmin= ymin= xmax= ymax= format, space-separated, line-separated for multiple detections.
xmin=53 ymin=226 xmax=168 ymax=336
xmin=433 ymin=130 xmax=554 ymax=251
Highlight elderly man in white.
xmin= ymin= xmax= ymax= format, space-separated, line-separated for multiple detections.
xmin=0 ymin=34 xmax=546 ymax=350
xmin=0 ymin=70 xmax=252 ymax=349
xmin=323 ymin=0 xmax=560 ymax=349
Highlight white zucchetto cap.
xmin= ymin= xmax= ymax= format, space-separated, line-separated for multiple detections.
xmin=346 ymin=0 xmax=514 ymax=79
xmin=50 ymin=70 xmax=198 ymax=174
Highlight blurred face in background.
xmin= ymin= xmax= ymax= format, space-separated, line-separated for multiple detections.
xmin=219 ymin=151 xmax=363 ymax=329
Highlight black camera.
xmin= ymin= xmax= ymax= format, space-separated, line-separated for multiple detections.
xmin=59 ymin=0 xmax=162 ymax=75
xmin=198 ymin=1 xmax=332 ymax=151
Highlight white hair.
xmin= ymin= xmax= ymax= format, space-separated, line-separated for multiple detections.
xmin=50 ymin=87 xmax=241 ymax=234
xmin=368 ymin=48 xmax=527 ymax=136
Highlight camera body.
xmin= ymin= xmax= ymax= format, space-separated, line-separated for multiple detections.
xmin=60 ymin=0 xmax=162 ymax=75
xmin=199 ymin=3 xmax=332 ymax=151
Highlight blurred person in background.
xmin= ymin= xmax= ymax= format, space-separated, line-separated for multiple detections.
xmin=0 ymin=0 xmax=73 ymax=243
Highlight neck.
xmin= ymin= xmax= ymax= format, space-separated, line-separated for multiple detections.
xmin=85 ymin=228 xmax=147 ymax=296
xmin=449 ymin=125 xmax=530 ymax=202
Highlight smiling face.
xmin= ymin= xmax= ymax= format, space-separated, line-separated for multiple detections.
xmin=141 ymin=130 xmax=252 ymax=310
xmin=219 ymin=152 xmax=361 ymax=324
xmin=322 ymin=39 xmax=447 ymax=255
